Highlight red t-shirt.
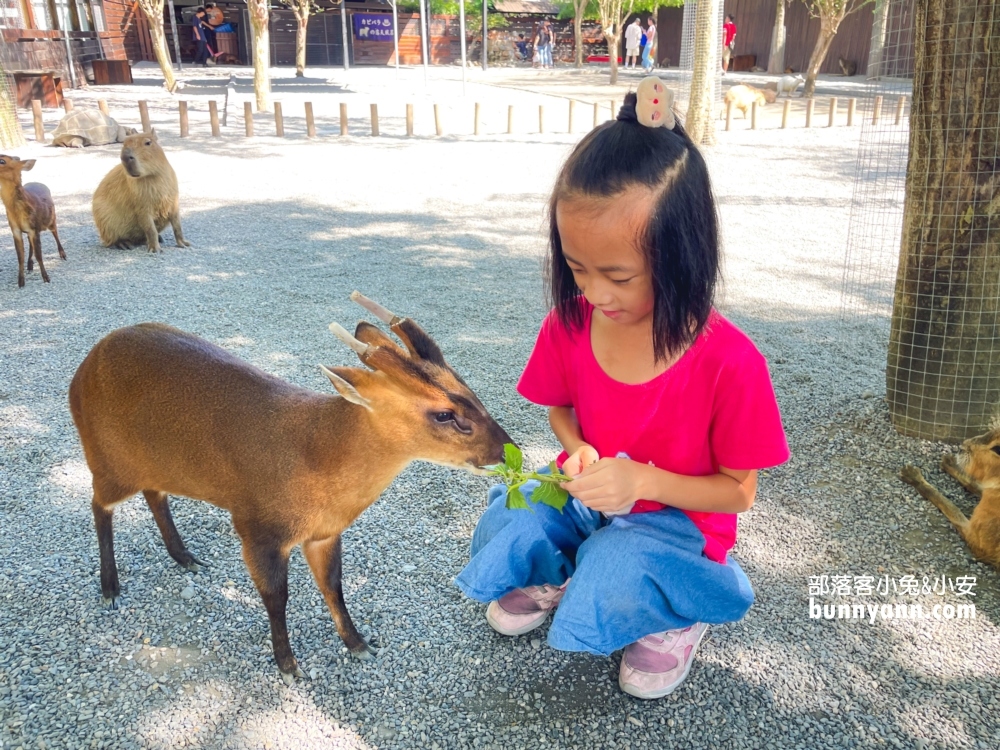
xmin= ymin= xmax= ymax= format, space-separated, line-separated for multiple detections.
xmin=724 ymin=22 xmax=737 ymax=48
xmin=517 ymin=300 xmax=789 ymax=563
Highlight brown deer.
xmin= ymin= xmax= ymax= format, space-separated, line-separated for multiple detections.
xmin=0 ymin=154 xmax=67 ymax=288
xmin=900 ymin=429 xmax=1000 ymax=569
xmin=69 ymin=292 xmax=513 ymax=681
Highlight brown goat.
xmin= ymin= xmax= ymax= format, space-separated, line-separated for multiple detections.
xmin=0 ymin=155 xmax=66 ymax=287
xmin=900 ymin=429 xmax=1000 ymax=569
xmin=69 ymin=292 xmax=513 ymax=681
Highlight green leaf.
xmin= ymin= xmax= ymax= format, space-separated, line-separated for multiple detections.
xmin=548 ymin=460 xmax=559 ymax=475
xmin=531 ymin=481 xmax=569 ymax=513
xmin=505 ymin=485 xmax=531 ymax=511
xmin=503 ymin=443 xmax=523 ymax=474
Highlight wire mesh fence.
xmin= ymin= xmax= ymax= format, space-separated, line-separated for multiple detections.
xmin=674 ymin=0 xmax=723 ymax=126
xmin=843 ymin=0 xmax=1000 ymax=441
xmin=0 ymin=61 xmax=26 ymax=150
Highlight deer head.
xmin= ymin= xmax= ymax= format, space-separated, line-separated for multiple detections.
xmin=322 ymin=292 xmax=514 ymax=473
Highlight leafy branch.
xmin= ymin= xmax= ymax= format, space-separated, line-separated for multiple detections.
xmin=487 ymin=444 xmax=572 ymax=513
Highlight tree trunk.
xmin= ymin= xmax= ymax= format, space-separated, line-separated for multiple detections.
xmin=685 ymin=0 xmax=719 ymax=146
xmin=802 ymin=16 xmax=838 ymax=98
xmin=886 ymin=0 xmax=1000 ymax=441
xmin=295 ymin=11 xmax=309 ymax=77
xmin=607 ymin=30 xmax=620 ymax=84
xmin=0 ymin=63 xmax=26 ymax=148
xmin=248 ymin=0 xmax=271 ymax=112
xmin=867 ymin=0 xmax=891 ymax=79
xmin=138 ymin=0 xmax=177 ymax=92
xmin=574 ymin=10 xmax=584 ymax=68
xmin=767 ymin=0 xmax=786 ymax=74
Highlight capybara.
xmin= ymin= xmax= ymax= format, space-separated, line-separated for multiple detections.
xmin=0 ymin=155 xmax=67 ymax=288
xmin=92 ymin=130 xmax=190 ymax=252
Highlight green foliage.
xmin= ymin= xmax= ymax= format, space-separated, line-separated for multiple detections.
xmin=488 ymin=444 xmax=572 ymax=513
xmin=558 ymin=0 xmax=679 ymax=21
xmin=396 ymin=0 xmax=508 ymax=31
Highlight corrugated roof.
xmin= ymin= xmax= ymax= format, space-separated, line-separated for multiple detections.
xmin=493 ymin=0 xmax=560 ymax=15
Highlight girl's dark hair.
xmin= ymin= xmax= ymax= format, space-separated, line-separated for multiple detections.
xmin=547 ymin=91 xmax=720 ymax=362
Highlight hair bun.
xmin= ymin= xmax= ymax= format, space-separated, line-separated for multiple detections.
xmin=617 ymin=93 xmax=639 ymax=123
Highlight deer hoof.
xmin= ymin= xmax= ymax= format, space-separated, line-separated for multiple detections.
xmin=350 ymin=643 xmax=377 ymax=661
xmin=177 ymin=551 xmax=209 ymax=572
xmin=280 ymin=667 xmax=305 ymax=685
xmin=101 ymin=594 xmax=120 ymax=610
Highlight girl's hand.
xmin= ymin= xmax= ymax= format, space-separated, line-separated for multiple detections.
xmin=562 ymin=444 xmax=599 ymax=478
xmin=563 ymin=458 xmax=648 ymax=514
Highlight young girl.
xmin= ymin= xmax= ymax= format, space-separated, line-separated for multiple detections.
xmin=455 ymin=82 xmax=789 ymax=700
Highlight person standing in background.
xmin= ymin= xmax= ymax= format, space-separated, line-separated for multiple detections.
xmin=625 ymin=19 xmax=643 ymax=70
xmin=722 ymin=14 xmax=737 ymax=74
xmin=641 ymin=17 xmax=657 ymax=72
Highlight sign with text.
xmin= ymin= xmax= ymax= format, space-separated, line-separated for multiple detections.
xmin=353 ymin=13 xmax=394 ymax=42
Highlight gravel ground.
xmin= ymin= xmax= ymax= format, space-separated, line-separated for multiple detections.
xmin=1 ymin=67 xmax=998 ymax=750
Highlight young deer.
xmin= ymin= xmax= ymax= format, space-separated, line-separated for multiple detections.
xmin=69 ymin=292 xmax=513 ymax=681
xmin=900 ymin=429 xmax=1000 ymax=569
xmin=0 ymin=155 xmax=67 ymax=288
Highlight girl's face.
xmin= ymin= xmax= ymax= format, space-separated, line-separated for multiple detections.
xmin=556 ymin=193 xmax=655 ymax=328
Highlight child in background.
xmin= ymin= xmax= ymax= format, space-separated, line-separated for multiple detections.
xmin=456 ymin=80 xmax=789 ymax=699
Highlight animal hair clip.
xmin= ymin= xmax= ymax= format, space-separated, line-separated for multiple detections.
xmin=635 ymin=77 xmax=676 ymax=130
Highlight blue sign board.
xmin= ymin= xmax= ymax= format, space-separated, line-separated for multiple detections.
xmin=353 ymin=13 xmax=394 ymax=42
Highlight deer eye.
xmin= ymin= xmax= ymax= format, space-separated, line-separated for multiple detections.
xmin=145 ymin=140 xmax=151 ymax=146
xmin=991 ymin=445 xmax=1000 ymax=456
xmin=434 ymin=411 xmax=454 ymax=424
xmin=0 ymin=159 xmax=5 ymax=165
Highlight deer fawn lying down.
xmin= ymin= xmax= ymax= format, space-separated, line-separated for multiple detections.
xmin=900 ymin=429 xmax=1000 ymax=569
xmin=69 ymin=292 xmax=513 ymax=681
xmin=0 ymin=154 xmax=67 ymax=288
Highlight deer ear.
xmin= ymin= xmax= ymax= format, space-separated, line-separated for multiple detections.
xmin=20 ymin=159 xmax=36 ymax=171
xmin=319 ymin=365 xmax=373 ymax=411
xmin=149 ymin=128 xmax=158 ymax=141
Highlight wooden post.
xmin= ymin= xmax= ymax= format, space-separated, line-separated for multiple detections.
xmin=340 ymin=103 xmax=348 ymax=136
xmin=805 ymin=98 xmax=814 ymax=128
xmin=179 ymin=101 xmax=189 ymax=138
xmin=139 ymin=100 xmax=150 ymax=132
xmin=895 ymin=95 xmax=907 ymax=125
xmin=508 ymin=105 xmax=514 ymax=135
xmin=872 ymin=95 xmax=883 ymax=124
xmin=474 ymin=102 xmax=481 ymax=135
xmin=370 ymin=103 xmax=379 ymax=136
xmin=434 ymin=104 xmax=442 ymax=136
xmin=828 ymin=97 xmax=837 ymax=128
xmin=751 ymin=101 xmax=758 ymax=130
xmin=305 ymin=102 xmax=316 ymax=138
xmin=609 ymin=99 xmax=614 ymax=119
xmin=539 ymin=105 xmax=544 ymax=134
xmin=63 ymin=98 xmax=73 ymax=112
xmin=98 ymin=99 xmax=109 ymax=116
xmin=781 ymin=99 xmax=790 ymax=129
xmin=244 ymin=102 xmax=254 ymax=137
xmin=847 ymin=98 xmax=856 ymax=126
xmin=725 ymin=100 xmax=733 ymax=131
xmin=209 ymin=100 xmax=220 ymax=137
xmin=593 ymin=101 xmax=599 ymax=128
xmin=568 ymin=99 xmax=575 ymax=133
xmin=31 ymin=100 xmax=44 ymax=142
xmin=274 ymin=102 xmax=285 ymax=137
xmin=406 ymin=103 xmax=414 ymax=136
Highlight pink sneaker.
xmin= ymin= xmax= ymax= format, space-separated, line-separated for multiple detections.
xmin=485 ymin=582 xmax=567 ymax=636
xmin=618 ymin=623 xmax=709 ymax=699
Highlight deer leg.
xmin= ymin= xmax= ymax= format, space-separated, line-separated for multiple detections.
xmin=303 ymin=536 xmax=376 ymax=659
xmin=143 ymin=490 xmax=207 ymax=571
xmin=92 ymin=482 xmax=132 ymax=609
xmin=239 ymin=534 xmax=302 ymax=680
xmin=900 ymin=465 xmax=972 ymax=539
xmin=50 ymin=221 xmax=67 ymax=260
xmin=12 ymin=232 xmax=26 ymax=287
xmin=29 ymin=232 xmax=49 ymax=282
xmin=941 ymin=454 xmax=983 ymax=498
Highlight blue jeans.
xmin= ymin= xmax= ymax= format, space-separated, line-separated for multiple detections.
xmin=538 ymin=44 xmax=553 ymax=67
xmin=455 ymin=476 xmax=755 ymax=656
xmin=642 ymin=45 xmax=654 ymax=71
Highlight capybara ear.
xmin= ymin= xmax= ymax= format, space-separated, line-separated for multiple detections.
xmin=149 ymin=128 xmax=158 ymax=141
xmin=20 ymin=159 xmax=36 ymax=171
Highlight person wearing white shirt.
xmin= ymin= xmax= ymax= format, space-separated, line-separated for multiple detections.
xmin=624 ymin=19 xmax=643 ymax=70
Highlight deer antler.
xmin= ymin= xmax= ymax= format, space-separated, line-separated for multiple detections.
xmin=328 ymin=322 xmax=372 ymax=356
xmin=350 ymin=290 xmax=403 ymax=326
